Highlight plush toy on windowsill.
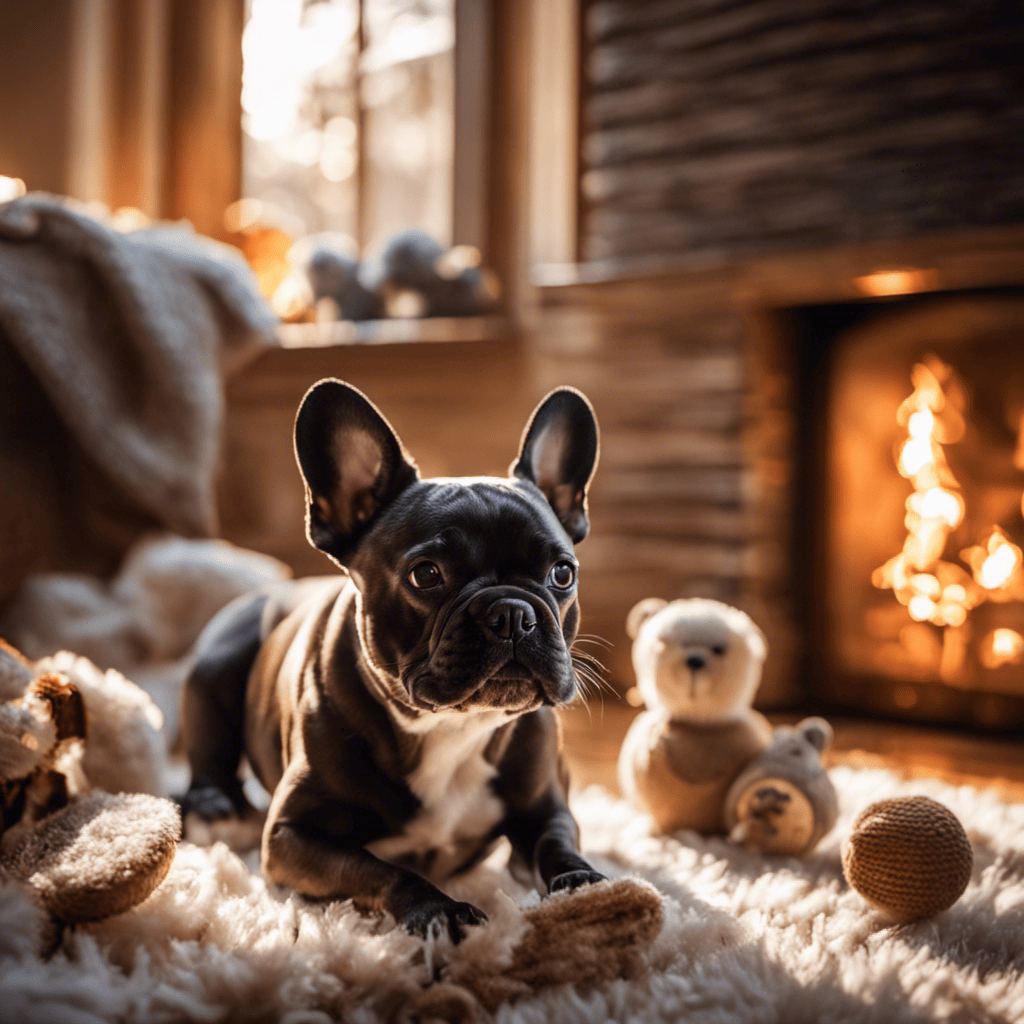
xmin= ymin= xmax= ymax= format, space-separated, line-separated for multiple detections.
xmin=0 ymin=640 xmax=180 ymax=952
xmin=617 ymin=598 xmax=837 ymax=856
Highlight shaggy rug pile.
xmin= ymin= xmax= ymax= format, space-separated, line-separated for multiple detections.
xmin=1 ymin=762 xmax=1023 ymax=1024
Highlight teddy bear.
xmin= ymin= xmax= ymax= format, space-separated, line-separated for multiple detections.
xmin=724 ymin=717 xmax=838 ymax=856
xmin=617 ymin=598 xmax=774 ymax=836
xmin=617 ymin=598 xmax=839 ymax=857
xmin=0 ymin=639 xmax=180 ymax=951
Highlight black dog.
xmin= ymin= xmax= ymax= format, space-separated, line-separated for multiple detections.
xmin=180 ymin=380 xmax=606 ymax=941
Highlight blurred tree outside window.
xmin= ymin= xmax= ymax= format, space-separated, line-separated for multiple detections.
xmin=240 ymin=0 xmax=454 ymax=258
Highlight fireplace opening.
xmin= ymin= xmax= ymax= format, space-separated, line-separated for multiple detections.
xmin=791 ymin=287 xmax=1024 ymax=732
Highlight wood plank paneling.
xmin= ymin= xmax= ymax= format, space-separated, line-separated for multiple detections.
xmin=529 ymin=291 xmax=801 ymax=708
xmin=579 ymin=0 xmax=1024 ymax=267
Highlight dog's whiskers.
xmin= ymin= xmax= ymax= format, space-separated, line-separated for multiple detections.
xmin=569 ymin=647 xmax=614 ymax=724
xmin=573 ymin=632 xmax=613 ymax=649
xmin=571 ymin=646 xmax=613 ymax=688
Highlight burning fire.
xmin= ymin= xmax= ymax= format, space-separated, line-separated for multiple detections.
xmin=872 ymin=355 xmax=1024 ymax=679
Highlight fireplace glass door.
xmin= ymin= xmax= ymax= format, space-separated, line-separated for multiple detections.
xmin=820 ymin=293 xmax=1024 ymax=728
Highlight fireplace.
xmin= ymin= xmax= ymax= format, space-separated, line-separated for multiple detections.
xmin=791 ymin=286 xmax=1024 ymax=730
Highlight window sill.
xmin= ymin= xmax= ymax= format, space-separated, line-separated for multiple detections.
xmin=276 ymin=315 xmax=510 ymax=348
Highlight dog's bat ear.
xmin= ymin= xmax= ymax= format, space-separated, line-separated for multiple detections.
xmin=294 ymin=379 xmax=419 ymax=564
xmin=511 ymin=387 xmax=599 ymax=543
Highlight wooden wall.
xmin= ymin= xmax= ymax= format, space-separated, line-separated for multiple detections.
xmin=218 ymin=338 xmax=533 ymax=579
xmin=529 ymin=274 xmax=800 ymax=707
xmin=579 ymin=0 xmax=1024 ymax=268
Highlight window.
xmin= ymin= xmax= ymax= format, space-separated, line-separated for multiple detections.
xmin=239 ymin=0 xmax=456 ymax=259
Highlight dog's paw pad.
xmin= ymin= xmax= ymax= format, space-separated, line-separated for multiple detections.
xmin=548 ymin=869 xmax=607 ymax=894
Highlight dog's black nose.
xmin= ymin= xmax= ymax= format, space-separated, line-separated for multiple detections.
xmin=685 ymin=654 xmax=706 ymax=671
xmin=483 ymin=598 xmax=537 ymax=643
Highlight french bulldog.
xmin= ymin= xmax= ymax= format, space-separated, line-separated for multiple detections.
xmin=179 ymin=379 xmax=606 ymax=941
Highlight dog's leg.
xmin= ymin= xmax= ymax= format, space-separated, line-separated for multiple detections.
xmin=497 ymin=710 xmax=607 ymax=894
xmin=262 ymin=766 xmax=488 ymax=943
xmin=179 ymin=592 xmax=267 ymax=819
xmin=504 ymin=792 xmax=607 ymax=894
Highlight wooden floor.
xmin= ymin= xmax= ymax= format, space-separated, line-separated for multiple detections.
xmin=559 ymin=701 xmax=1024 ymax=804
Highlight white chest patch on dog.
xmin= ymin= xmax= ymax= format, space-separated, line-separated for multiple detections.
xmin=366 ymin=710 xmax=507 ymax=881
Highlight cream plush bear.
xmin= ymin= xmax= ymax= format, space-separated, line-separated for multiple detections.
xmin=617 ymin=598 xmax=773 ymax=835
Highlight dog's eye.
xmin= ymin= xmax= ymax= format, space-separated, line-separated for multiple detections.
xmin=549 ymin=561 xmax=576 ymax=590
xmin=408 ymin=561 xmax=443 ymax=589
xmin=711 ymin=645 xmax=726 ymax=656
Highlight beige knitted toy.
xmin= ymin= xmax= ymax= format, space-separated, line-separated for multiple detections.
xmin=0 ymin=640 xmax=180 ymax=949
xmin=842 ymin=795 xmax=973 ymax=922
xmin=617 ymin=598 xmax=773 ymax=834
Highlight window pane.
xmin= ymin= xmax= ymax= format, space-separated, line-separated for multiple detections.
xmin=241 ymin=0 xmax=361 ymax=240
xmin=240 ymin=0 xmax=455 ymax=259
xmin=359 ymin=0 xmax=455 ymax=256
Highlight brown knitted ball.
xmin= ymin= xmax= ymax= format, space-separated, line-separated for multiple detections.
xmin=842 ymin=795 xmax=973 ymax=922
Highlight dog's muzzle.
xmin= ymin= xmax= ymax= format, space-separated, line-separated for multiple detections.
xmin=408 ymin=586 xmax=574 ymax=711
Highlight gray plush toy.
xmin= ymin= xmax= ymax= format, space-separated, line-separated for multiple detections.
xmin=724 ymin=717 xmax=838 ymax=856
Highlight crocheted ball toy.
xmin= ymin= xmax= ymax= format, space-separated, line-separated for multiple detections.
xmin=842 ymin=795 xmax=973 ymax=922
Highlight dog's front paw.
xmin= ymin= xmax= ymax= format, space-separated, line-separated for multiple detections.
xmin=548 ymin=868 xmax=607 ymax=894
xmin=176 ymin=783 xmax=235 ymax=821
xmin=400 ymin=899 xmax=488 ymax=944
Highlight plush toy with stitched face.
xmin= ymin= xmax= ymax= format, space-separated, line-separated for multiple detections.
xmin=0 ymin=640 xmax=180 ymax=951
xmin=724 ymin=717 xmax=838 ymax=856
xmin=617 ymin=598 xmax=774 ymax=836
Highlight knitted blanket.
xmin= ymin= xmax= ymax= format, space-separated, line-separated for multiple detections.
xmin=0 ymin=195 xmax=278 ymax=539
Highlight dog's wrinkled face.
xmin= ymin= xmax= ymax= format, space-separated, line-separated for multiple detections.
xmin=350 ymin=479 xmax=581 ymax=713
xmin=293 ymin=380 xmax=599 ymax=717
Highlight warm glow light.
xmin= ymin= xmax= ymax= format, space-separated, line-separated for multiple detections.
xmin=938 ymin=603 xmax=967 ymax=627
xmin=875 ymin=352 xmax=1024 ymax=675
xmin=919 ymin=488 xmax=964 ymax=529
xmin=854 ymin=268 xmax=940 ymax=297
xmin=910 ymin=574 xmax=941 ymax=598
xmin=241 ymin=0 xmax=358 ymax=142
xmin=0 ymin=176 xmax=26 ymax=202
xmin=907 ymin=409 xmax=935 ymax=438
xmin=994 ymin=629 xmax=1023 ymax=657
xmin=904 ymin=520 xmax=946 ymax=569
xmin=875 ymin=356 xmax=981 ymax=647
xmin=898 ymin=437 xmax=935 ymax=477
xmin=224 ymin=198 xmax=265 ymax=234
xmin=979 ymin=542 xmax=1019 ymax=590
xmin=981 ymin=628 xmax=1024 ymax=669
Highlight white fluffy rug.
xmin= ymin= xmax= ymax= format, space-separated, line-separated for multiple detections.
xmin=2 ymin=765 xmax=1023 ymax=1024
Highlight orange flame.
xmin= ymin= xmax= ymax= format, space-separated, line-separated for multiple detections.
xmin=873 ymin=357 xmax=974 ymax=630
xmin=876 ymin=355 xmax=1024 ymax=680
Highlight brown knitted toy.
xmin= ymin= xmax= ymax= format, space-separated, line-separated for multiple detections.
xmin=412 ymin=878 xmax=664 ymax=1021
xmin=842 ymin=795 xmax=973 ymax=922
